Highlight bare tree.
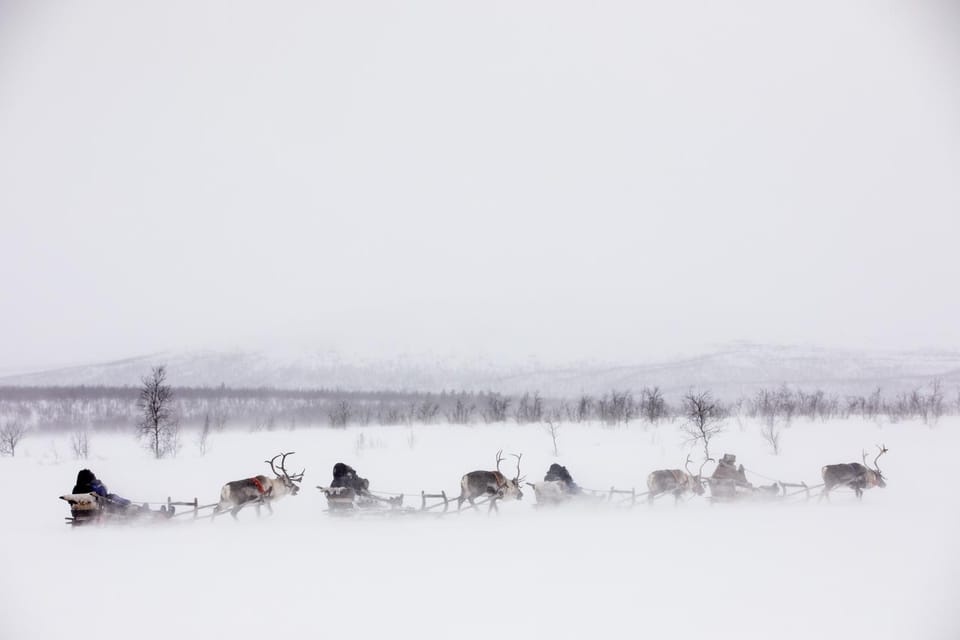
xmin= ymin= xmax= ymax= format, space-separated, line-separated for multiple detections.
xmin=760 ymin=421 xmax=782 ymax=455
xmin=640 ymin=387 xmax=667 ymax=423
xmin=681 ymin=391 xmax=724 ymax=460
xmin=514 ymin=391 xmax=544 ymax=424
xmin=544 ymin=417 xmax=561 ymax=456
xmin=928 ymin=379 xmax=945 ymax=425
xmin=71 ymin=428 xmax=91 ymax=459
xmin=446 ymin=396 xmax=476 ymax=425
xmin=197 ymin=412 xmax=212 ymax=456
xmin=136 ymin=366 xmax=179 ymax=459
xmin=377 ymin=403 xmax=405 ymax=426
xmin=482 ymin=394 xmax=511 ymax=423
xmin=211 ymin=405 xmax=228 ymax=432
xmin=570 ymin=395 xmax=593 ymax=423
xmin=0 ymin=420 xmax=27 ymax=457
xmin=328 ymin=400 xmax=352 ymax=428
xmin=414 ymin=398 xmax=441 ymax=424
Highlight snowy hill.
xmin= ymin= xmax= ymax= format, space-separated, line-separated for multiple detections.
xmin=2 ymin=344 xmax=958 ymax=398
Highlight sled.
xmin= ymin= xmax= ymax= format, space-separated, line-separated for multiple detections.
xmin=59 ymin=493 xmax=186 ymax=526
xmin=316 ymin=485 xmax=404 ymax=514
xmin=706 ymin=477 xmax=807 ymax=504
xmin=528 ymin=481 xmax=629 ymax=508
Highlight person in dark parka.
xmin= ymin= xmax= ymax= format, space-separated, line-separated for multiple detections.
xmin=72 ymin=469 xmax=133 ymax=511
xmin=330 ymin=462 xmax=370 ymax=495
xmin=544 ymin=463 xmax=581 ymax=494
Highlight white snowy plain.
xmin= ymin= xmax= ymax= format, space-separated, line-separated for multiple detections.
xmin=2 ymin=418 xmax=958 ymax=640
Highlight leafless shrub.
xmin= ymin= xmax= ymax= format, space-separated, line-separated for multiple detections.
xmin=483 ymin=395 xmax=511 ymax=423
xmin=567 ymin=395 xmax=592 ymax=423
xmin=544 ymin=417 xmax=561 ymax=456
xmin=71 ymin=428 xmax=91 ymax=459
xmin=377 ymin=403 xmax=405 ymax=425
xmin=640 ymin=387 xmax=667 ymax=423
xmin=354 ymin=432 xmax=384 ymax=456
xmin=446 ymin=396 xmax=476 ymax=425
xmin=597 ymin=390 xmax=636 ymax=426
xmin=197 ymin=413 xmax=212 ymax=457
xmin=928 ymin=379 xmax=945 ymax=425
xmin=356 ymin=406 xmax=374 ymax=426
xmin=329 ymin=400 xmax=352 ymax=428
xmin=760 ymin=421 xmax=782 ymax=455
xmin=514 ymin=392 xmax=544 ymax=424
xmin=0 ymin=420 xmax=28 ymax=457
xmin=414 ymin=398 xmax=441 ymax=424
xmin=681 ymin=391 xmax=725 ymax=460
xmin=211 ymin=406 xmax=228 ymax=432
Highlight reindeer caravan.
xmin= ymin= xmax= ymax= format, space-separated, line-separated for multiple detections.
xmin=59 ymin=443 xmax=890 ymax=526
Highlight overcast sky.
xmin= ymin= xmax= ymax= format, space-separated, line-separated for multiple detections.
xmin=1 ymin=1 xmax=958 ymax=370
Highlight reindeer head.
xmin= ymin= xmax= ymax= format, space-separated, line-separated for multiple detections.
xmin=864 ymin=444 xmax=888 ymax=488
xmin=266 ymin=452 xmax=305 ymax=496
xmin=684 ymin=455 xmax=708 ymax=496
xmin=495 ymin=450 xmax=525 ymax=500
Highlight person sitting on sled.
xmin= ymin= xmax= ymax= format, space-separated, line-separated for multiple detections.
xmin=544 ymin=463 xmax=581 ymax=494
xmin=711 ymin=454 xmax=751 ymax=487
xmin=330 ymin=462 xmax=370 ymax=496
xmin=72 ymin=469 xmax=134 ymax=512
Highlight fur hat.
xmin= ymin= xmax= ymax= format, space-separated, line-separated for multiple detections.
xmin=76 ymin=469 xmax=96 ymax=485
xmin=332 ymin=462 xmax=355 ymax=478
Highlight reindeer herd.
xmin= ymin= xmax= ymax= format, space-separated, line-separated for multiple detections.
xmin=206 ymin=444 xmax=889 ymax=519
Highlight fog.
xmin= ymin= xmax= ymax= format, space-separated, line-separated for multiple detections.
xmin=1 ymin=1 xmax=959 ymax=370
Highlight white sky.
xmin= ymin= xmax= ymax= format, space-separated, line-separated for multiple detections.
xmin=1 ymin=1 xmax=958 ymax=369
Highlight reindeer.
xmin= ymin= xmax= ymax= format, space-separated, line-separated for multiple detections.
xmin=214 ymin=452 xmax=305 ymax=519
xmin=821 ymin=445 xmax=887 ymax=500
xmin=457 ymin=450 xmax=524 ymax=513
xmin=646 ymin=455 xmax=707 ymax=504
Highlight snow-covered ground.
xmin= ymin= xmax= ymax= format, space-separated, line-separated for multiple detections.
xmin=2 ymin=418 xmax=958 ymax=639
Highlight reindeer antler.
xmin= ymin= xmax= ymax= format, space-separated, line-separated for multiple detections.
xmin=495 ymin=449 xmax=505 ymax=473
xmin=265 ymin=454 xmax=283 ymax=477
xmin=279 ymin=452 xmax=304 ymax=482
xmin=512 ymin=453 xmax=524 ymax=482
xmin=684 ymin=454 xmax=694 ymax=475
xmin=697 ymin=456 xmax=714 ymax=478
xmin=873 ymin=444 xmax=888 ymax=474
xmin=265 ymin=452 xmax=304 ymax=482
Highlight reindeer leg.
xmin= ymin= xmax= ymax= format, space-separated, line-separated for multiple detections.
xmin=488 ymin=497 xmax=499 ymax=515
xmin=265 ymin=499 xmax=274 ymax=516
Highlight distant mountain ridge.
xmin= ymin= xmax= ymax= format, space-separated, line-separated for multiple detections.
xmin=2 ymin=344 xmax=958 ymax=399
